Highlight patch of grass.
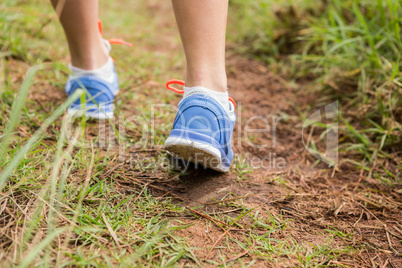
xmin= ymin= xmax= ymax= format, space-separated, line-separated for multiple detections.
xmin=0 ymin=1 xmax=192 ymax=265
xmin=232 ymin=154 xmax=253 ymax=181
xmin=229 ymin=0 xmax=401 ymax=183
xmin=1 ymin=0 xmax=400 ymax=266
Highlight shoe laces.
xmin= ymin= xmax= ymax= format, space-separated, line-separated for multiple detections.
xmin=166 ymin=79 xmax=236 ymax=108
xmin=98 ymin=19 xmax=133 ymax=47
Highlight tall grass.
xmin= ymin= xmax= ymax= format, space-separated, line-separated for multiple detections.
xmin=0 ymin=74 xmax=196 ymax=265
xmin=0 ymin=0 xmax=400 ymax=265
xmin=229 ymin=0 xmax=401 ymax=180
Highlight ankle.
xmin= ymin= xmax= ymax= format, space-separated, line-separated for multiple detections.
xmin=69 ymin=41 xmax=109 ymax=70
xmin=70 ymin=52 xmax=109 ymax=70
xmin=185 ymin=68 xmax=227 ymax=93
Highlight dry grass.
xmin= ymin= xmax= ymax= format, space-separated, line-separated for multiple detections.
xmin=0 ymin=0 xmax=401 ymax=267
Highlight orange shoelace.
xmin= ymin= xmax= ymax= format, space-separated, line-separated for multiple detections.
xmin=166 ymin=79 xmax=236 ymax=108
xmin=98 ymin=19 xmax=133 ymax=47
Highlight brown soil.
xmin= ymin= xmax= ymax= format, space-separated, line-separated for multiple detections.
xmin=2 ymin=1 xmax=401 ymax=265
xmin=5 ymin=44 xmax=401 ymax=268
xmin=100 ymin=55 xmax=401 ymax=267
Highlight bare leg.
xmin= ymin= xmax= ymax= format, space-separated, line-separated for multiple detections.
xmin=172 ymin=0 xmax=228 ymax=93
xmin=51 ymin=0 xmax=108 ymax=70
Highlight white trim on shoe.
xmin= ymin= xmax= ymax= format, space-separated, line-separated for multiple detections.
xmin=66 ymin=107 xmax=114 ymax=120
xmin=164 ymin=136 xmax=230 ymax=173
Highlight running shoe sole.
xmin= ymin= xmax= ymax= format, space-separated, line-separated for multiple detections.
xmin=164 ymin=136 xmax=230 ymax=173
xmin=67 ymin=104 xmax=114 ymax=120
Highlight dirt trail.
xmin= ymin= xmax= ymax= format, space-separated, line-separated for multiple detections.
xmin=6 ymin=1 xmax=401 ymax=266
xmin=146 ymin=56 xmax=304 ymax=205
xmin=108 ymin=55 xmax=401 ymax=266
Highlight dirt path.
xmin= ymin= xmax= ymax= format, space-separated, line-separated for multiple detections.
xmin=3 ymin=0 xmax=401 ymax=266
xmin=108 ymin=54 xmax=400 ymax=267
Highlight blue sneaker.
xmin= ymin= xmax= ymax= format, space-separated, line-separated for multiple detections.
xmin=65 ymin=66 xmax=119 ymax=119
xmin=164 ymin=80 xmax=236 ymax=172
xmin=65 ymin=20 xmax=132 ymax=119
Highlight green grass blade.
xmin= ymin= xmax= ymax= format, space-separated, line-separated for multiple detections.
xmin=0 ymin=89 xmax=82 ymax=190
xmin=18 ymin=228 xmax=66 ymax=268
xmin=0 ymin=64 xmax=45 ymax=161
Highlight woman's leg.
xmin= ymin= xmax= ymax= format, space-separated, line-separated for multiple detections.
xmin=51 ymin=0 xmax=108 ymax=70
xmin=171 ymin=0 xmax=228 ymax=93
xmin=165 ymin=1 xmax=234 ymax=172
